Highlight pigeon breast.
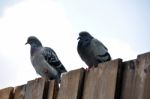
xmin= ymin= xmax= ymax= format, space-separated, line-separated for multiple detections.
xmin=31 ymin=48 xmax=59 ymax=80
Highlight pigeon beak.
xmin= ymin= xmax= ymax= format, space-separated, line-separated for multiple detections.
xmin=25 ymin=42 xmax=28 ymax=45
xmin=77 ymin=37 xmax=80 ymax=40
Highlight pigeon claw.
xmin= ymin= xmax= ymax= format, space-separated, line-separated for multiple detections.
xmin=35 ymin=77 xmax=42 ymax=82
xmin=85 ymin=66 xmax=95 ymax=71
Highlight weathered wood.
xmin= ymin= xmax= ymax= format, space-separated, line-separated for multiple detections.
xmin=47 ymin=80 xmax=59 ymax=99
xmin=14 ymin=85 xmax=26 ymax=99
xmin=24 ymin=78 xmax=47 ymax=99
xmin=82 ymin=59 xmax=122 ymax=99
xmin=56 ymin=68 xmax=84 ymax=99
xmin=1 ymin=52 xmax=150 ymax=99
xmin=121 ymin=52 xmax=150 ymax=99
xmin=143 ymin=72 xmax=150 ymax=99
xmin=137 ymin=52 xmax=150 ymax=99
xmin=0 ymin=87 xmax=14 ymax=99
xmin=121 ymin=60 xmax=137 ymax=99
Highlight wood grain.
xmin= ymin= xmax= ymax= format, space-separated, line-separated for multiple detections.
xmin=121 ymin=52 xmax=150 ymax=99
xmin=121 ymin=60 xmax=137 ymax=99
xmin=14 ymin=85 xmax=26 ymax=99
xmin=24 ymin=78 xmax=46 ymax=99
xmin=56 ymin=68 xmax=84 ymax=99
xmin=82 ymin=59 xmax=122 ymax=99
xmin=47 ymin=80 xmax=59 ymax=99
xmin=1 ymin=52 xmax=150 ymax=99
xmin=0 ymin=87 xmax=14 ymax=99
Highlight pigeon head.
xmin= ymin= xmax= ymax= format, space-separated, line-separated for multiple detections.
xmin=25 ymin=36 xmax=42 ymax=48
xmin=78 ymin=31 xmax=93 ymax=40
xmin=78 ymin=31 xmax=93 ymax=41
xmin=77 ymin=31 xmax=94 ymax=47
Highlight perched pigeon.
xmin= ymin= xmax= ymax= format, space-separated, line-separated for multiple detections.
xmin=25 ymin=36 xmax=67 ymax=82
xmin=77 ymin=31 xmax=111 ymax=68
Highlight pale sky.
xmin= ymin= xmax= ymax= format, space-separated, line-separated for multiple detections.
xmin=0 ymin=0 xmax=149 ymax=89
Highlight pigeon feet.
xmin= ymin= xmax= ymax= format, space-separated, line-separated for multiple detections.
xmin=85 ymin=66 xmax=95 ymax=71
xmin=35 ymin=77 xmax=42 ymax=81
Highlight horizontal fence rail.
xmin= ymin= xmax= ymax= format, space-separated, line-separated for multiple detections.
xmin=0 ymin=52 xmax=150 ymax=99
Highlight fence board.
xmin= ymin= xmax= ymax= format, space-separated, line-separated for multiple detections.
xmin=121 ymin=60 xmax=137 ymax=99
xmin=1 ymin=52 xmax=150 ymax=99
xmin=14 ymin=85 xmax=26 ymax=99
xmin=82 ymin=59 xmax=122 ymax=99
xmin=56 ymin=68 xmax=84 ymax=99
xmin=47 ymin=80 xmax=59 ymax=99
xmin=121 ymin=52 xmax=150 ymax=99
xmin=0 ymin=87 xmax=14 ymax=99
xmin=24 ymin=78 xmax=47 ymax=99
xmin=137 ymin=52 xmax=150 ymax=99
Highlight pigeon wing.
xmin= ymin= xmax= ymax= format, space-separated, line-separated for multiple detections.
xmin=90 ymin=38 xmax=111 ymax=62
xmin=42 ymin=47 xmax=67 ymax=74
xmin=93 ymin=39 xmax=108 ymax=50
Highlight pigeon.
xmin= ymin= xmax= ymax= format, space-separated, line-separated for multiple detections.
xmin=77 ymin=31 xmax=111 ymax=69
xmin=25 ymin=36 xmax=67 ymax=82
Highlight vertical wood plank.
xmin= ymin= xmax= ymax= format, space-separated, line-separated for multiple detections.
xmin=137 ymin=52 xmax=150 ymax=99
xmin=56 ymin=68 xmax=84 ymax=99
xmin=47 ymin=80 xmax=59 ymax=99
xmin=14 ymin=85 xmax=26 ymax=99
xmin=121 ymin=52 xmax=150 ymax=99
xmin=121 ymin=60 xmax=137 ymax=99
xmin=82 ymin=59 xmax=122 ymax=99
xmin=0 ymin=87 xmax=14 ymax=99
xmin=24 ymin=78 xmax=47 ymax=99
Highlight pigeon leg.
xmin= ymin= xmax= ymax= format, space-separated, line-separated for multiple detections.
xmin=89 ymin=66 xmax=95 ymax=70
xmin=85 ymin=66 xmax=95 ymax=71
xmin=85 ymin=68 xmax=90 ymax=71
xmin=35 ymin=77 xmax=43 ymax=81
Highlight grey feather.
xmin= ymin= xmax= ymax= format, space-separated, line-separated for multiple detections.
xmin=77 ymin=31 xmax=111 ymax=68
xmin=26 ymin=36 xmax=67 ymax=82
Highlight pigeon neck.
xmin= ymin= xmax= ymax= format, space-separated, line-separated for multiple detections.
xmin=30 ymin=47 xmax=41 ymax=56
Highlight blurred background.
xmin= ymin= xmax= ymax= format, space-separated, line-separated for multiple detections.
xmin=0 ymin=0 xmax=149 ymax=88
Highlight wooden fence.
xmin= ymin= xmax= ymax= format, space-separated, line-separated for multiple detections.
xmin=0 ymin=52 xmax=150 ymax=99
